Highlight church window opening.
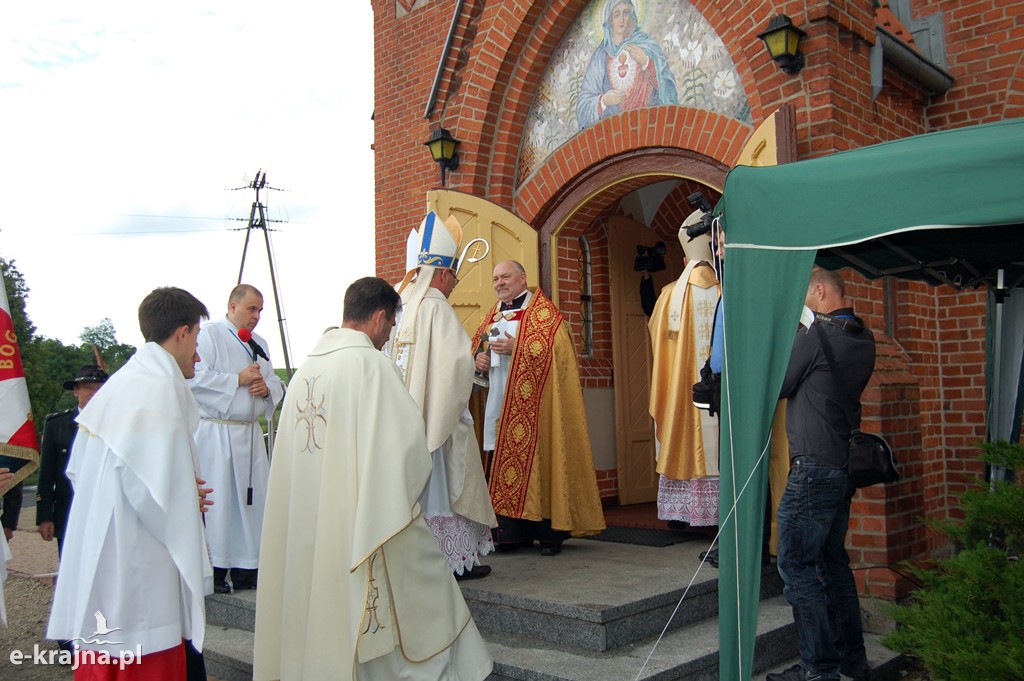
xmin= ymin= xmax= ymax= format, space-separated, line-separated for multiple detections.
xmin=578 ymin=236 xmax=594 ymax=357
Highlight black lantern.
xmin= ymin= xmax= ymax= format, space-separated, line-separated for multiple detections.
xmin=757 ymin=14 xmax=806 ymax=74
xmin=424 ymin=127 xmax=460 ymax=186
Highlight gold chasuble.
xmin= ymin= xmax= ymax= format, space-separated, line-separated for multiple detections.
xmin=648 ymin=263 xmax=721 ymax=480
xmin=472 ymin=291 xmax=605 ymax=537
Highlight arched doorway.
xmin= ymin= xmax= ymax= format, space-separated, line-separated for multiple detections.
xmin=529 ymin=106 xmax=794 ymax=506
xmin=534 ymin=152 xmax=728 ymax=505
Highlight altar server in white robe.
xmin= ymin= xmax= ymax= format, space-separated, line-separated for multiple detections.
xmin=47 ymin=287 xmax=214 ymax=676
xmin=387 ymin=212 xmax=496 ymax=579
xmin=189 ymin=284 xmax=284 ymax=593
xmin=255 ymin=276 xmax=492 ymax=681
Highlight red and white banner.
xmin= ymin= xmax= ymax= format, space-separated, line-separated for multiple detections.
xmin=0 ymin=270 xmax=38 ymax=495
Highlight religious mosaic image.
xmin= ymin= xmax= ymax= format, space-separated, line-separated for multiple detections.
xmin=518 ymin=0 xmax=751 ymax=185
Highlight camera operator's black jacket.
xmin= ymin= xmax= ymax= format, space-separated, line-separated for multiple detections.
xmin=779 ymin=308 xmax=876 ymax=468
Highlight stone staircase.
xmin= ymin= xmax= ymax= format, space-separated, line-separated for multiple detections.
xmin=203 ymin=536 xmax=903 ymax=680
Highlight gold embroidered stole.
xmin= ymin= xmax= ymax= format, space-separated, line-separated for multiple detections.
xmin=486 ymin=291 xmax=562 ymax=518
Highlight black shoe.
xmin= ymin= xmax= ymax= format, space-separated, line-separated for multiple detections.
xmin=539 ymin=543 xmax=562 ymax=556
xmin=455 ymin=564 xmax=492 ymax=581
xmin=495 ymin=543 xmax=520 ymax=553
xmin=766 ymin=662 xmax=836 ymax=681
xmin=700 ymin=548 xmax=719 ymax=568
xmin=214 ymin=580 xmax=231 ymax=594
xmin=231 ymin=568 xmax=258 ymax=590
xmin=840 ymin=666 xmax=871 ymax=681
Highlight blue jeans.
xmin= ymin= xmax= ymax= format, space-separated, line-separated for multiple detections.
xmin=776 ymin=457 xmax=868 ymax=680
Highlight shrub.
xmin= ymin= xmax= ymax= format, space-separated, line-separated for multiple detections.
xmin=883 ymin=441 xmax=1024 ymax=680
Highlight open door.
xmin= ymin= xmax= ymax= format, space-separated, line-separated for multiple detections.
xmin=426 ymin=190 xmax=539 ymax=337
xmin=427 ymin=190 xmax=540 ymax=459
xmin=607 ymin=216 xmax=682 ymax=504
xmin=729 ymin=105 xmax=795 ymax=552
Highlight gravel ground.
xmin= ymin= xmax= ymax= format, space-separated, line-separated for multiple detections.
xmin=1 ymin=576 xmax=70 ymax=680
xmin=2 ymin=526 xmax=223 ymax=680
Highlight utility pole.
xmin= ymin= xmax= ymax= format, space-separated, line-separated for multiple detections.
xmin=230 ymin=169 xmax=294 ymax=379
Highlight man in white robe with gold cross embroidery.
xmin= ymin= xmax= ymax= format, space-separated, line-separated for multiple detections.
xmin=387 ymin=212 xmax=496 ymax=580
xmin=189 ymin=284 xmax=284 ymax=593
xmin=649 ymin=215 xmax=721 ymax=526
xmin=255 ymin=276 xmax=492 ymax=681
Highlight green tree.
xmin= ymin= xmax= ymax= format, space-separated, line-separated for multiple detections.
xmin=884 ymin=441 xmax=1024 ymax=680
xmin=0 ymin=258 xmax=136 ymax=433
xmin=80 ymin=317 xmax=135 ymax=373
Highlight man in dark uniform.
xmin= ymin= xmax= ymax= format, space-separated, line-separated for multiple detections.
xmin=36 ymin=364 xmax=108 ymax=556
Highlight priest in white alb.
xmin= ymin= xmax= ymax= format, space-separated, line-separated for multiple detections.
xmin=47 ymin=286 xmax=214 ymax=677
xmin=387 ymin=211 xmax=497 ymax=580
xmin=255 ymin=276 xmax=492 ymax=681
xmin=189 ymin=284 xmax=284 ymax=593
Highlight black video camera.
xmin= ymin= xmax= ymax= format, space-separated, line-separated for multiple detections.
xmin=684 ymin=192 xmax=715 ymax=241
xmin=634 ymin=241 xmax=666 ymax=273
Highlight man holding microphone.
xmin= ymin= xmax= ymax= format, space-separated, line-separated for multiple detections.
xmin=190 ymin=284 xmax=284 ymax=593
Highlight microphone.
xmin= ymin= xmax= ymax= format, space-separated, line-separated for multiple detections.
xmin=237 ymin=328 xmax=270 ymax=362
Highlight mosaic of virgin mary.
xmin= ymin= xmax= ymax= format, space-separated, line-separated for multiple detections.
xmin=576 ymin=0 xmax=678 ymax=129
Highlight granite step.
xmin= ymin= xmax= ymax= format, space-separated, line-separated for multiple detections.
xmin=206 ymin=609 xmax=903 ymax=681
xmin=458 ymin=537 xmax=783 ymax=651
xmin=206 ymin=594 xmax=810 ymax=681
xmin=753 ymin=637 xmax=907 ymax=681
xmin=205 ymin=537 xmax=784 ymax=653
xmin=202 ymin=536 xmax=805 ymax=681
xmin=203 ymin=593 xmax=904 ymax=679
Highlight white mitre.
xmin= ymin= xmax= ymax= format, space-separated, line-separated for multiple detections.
xmin=395 ymin=211 xmax=465 ymax=346
xmin=668 ymin=209 xmax=715 ymax=334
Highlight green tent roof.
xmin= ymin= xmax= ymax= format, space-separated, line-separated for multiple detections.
xmin=714 ymin=117 xmax=1024 ymax=680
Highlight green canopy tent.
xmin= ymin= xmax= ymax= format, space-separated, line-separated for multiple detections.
xmin=714 ymin=117 xmax=1024 ymax=680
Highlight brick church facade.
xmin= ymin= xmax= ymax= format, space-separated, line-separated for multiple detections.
xmin=372 ymin=0 xmax=1024 ymax=599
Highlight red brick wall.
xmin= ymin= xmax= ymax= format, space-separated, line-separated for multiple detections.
xmin=917 ymin=0 xmax=1024 ymax=127
xmin=375 ymin=0 xmax=1012 ymax=596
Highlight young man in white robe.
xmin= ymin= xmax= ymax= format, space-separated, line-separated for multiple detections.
xmin=189 ymin=284 xmax=284 ymax=593
xmin=387 ymin=212 xmax=496 ymax=579
xmin=47 ymin=286 xmax=214 ymax=678
xmin=255 ymin=276 xmax=492 ymax=681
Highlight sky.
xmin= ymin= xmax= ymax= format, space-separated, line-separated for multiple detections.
xmin=0 ymin=3 xmax=376 ymax=371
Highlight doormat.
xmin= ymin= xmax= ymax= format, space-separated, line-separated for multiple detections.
xmin=581 ymin=525 xmax=705 ymax=548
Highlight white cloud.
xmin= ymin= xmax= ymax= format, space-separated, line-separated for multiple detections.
xmin=0 ymin=2 xmax=376 ymax=370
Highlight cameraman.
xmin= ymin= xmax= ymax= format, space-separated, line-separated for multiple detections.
xmin=767 ymin=267 xmax=875 ymax=681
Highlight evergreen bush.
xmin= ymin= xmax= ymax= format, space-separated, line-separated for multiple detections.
xmin=883 ymin=441 xmax=1024 ymax=680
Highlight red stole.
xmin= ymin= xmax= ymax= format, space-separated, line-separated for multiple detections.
xmin=472 ymin=291 xmax=562 ymax=518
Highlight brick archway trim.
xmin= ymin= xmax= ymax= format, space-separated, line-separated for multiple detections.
xmin=516 ymin=106 xmax=752 ymax=226
xmin=454 ymin=1 xmax=762 ymax=208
